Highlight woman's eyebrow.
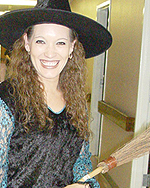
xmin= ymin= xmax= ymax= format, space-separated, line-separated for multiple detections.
xmin=33 ymin=36 xmax=69 ymax=41
xmin=57 ymin=38 xmax=68 ymax=40
xmin=34 ymin=36 xmax=45 ymax=39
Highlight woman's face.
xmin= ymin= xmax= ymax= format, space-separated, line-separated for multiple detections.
xmin=24 ymin=23 xmax=75 ymax=81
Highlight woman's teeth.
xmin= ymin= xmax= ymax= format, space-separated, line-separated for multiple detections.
xmin=41 ymin=60 xmax=59 ymax=66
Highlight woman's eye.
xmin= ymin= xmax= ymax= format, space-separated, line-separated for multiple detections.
xmin=57 ymin=41 xmax=66 ymax=45
xmin=36 ymin=40 xmax=45 ymax=44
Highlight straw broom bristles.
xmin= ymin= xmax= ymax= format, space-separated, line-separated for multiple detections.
xmin=110 ymin=126 xmax=150 ymax=168
xmin=79 ymin=126 xmax=150 ymax=182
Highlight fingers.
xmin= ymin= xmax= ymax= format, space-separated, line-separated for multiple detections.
xmin=84 ymin=184 xmax=90 ymax=188
xmin=64 ymin=183 xmax=90 ymax=187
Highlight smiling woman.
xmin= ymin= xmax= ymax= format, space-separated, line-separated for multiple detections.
xmin=0 ymin=0 xmax=112 ymax=187
xmin=23 ymin=24 xmax=75 ymax=81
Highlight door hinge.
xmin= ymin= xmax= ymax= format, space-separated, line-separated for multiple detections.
xmin=143 ymin=174 xmax=150 ymax=187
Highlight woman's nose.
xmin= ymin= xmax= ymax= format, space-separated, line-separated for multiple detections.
xmin=44 ymin=44 xmax=56 ymax=58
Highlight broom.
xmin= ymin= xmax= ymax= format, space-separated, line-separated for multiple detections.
xmin=79 ymin=126 xmax=150 ymax=182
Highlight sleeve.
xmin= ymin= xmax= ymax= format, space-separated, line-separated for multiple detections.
xmin=0 ymin=98 xmax=14 ymax=188
xmin=73 ymin=141 xmax=100 ymax=188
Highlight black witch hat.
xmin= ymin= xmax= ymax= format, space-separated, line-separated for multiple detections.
xmin=0 ymin=0 xmax=112 ymax=58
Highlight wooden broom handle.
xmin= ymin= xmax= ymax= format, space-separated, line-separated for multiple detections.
xmin=78 ymin=166 xmax=103 ymax=182
xmin=78 ymin=156 xmax=117 ymax=182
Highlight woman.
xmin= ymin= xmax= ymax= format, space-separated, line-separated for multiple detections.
xmin=0 ymin=0 xmax=112 ymax=187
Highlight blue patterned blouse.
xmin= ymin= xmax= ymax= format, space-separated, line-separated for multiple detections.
xmin=0 ymin=98 xmax=100 ymax=188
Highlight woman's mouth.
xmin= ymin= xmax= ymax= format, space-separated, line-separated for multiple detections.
xmin=40 ymin=60 xmax=59 ymax=68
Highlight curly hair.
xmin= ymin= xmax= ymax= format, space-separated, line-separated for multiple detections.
xmin=7 ymin=26 xmax=90 ymax=139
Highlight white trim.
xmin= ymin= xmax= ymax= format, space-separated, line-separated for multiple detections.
xmin=130 ymin=0 xmax=150 ymax=187
xmin=0 ymin=11 xmax=9 ymax=15
xmin=90 ymin=1 xmax=111 ymax=155
xmin=0 ymin=0 xmax=36 ymax=6
xmin=96 ymin=0 xmax=110 ymax=9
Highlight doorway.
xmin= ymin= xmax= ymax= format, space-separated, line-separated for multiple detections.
xmin=90 ymin=0 xmax=111 ymax=155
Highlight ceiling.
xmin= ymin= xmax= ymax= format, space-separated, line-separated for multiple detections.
xmin=0 ymin=0 xmax=73 ymax=15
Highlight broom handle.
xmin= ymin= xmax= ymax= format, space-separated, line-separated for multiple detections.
xmin=78 ymin=166 xmax=103 ymax=182
xmin=78 ymin=126 xmax=150 ymax=183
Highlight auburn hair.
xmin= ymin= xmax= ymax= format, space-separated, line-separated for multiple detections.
xmin=8 ymin=25 xmax=90 ymax=139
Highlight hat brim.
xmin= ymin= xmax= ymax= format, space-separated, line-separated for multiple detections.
xmin=0 ymin=8 xmax=112 ymax=58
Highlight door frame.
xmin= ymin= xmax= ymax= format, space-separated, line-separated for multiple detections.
xmin=130 ymin=0 xmax=150 ymax=187
xmin=90 ymin=0 xmax=111 ymax=155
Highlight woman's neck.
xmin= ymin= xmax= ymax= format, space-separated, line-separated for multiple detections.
xmin=40 ymin=77 xmax=65 ymax=113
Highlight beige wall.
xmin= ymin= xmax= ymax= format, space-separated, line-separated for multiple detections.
xmin=102 ymin=1 xmax=144 ymax=187
xmin=71 ymin=0 xmax=145 ymax=187
xmin=71 ymin=0 xmax=106 ymax=93
xmin=105 ymin=0 xmax=144 ymax=116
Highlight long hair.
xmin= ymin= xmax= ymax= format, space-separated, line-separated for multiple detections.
xmin=8 ymin=26 xmax=90 ymax=139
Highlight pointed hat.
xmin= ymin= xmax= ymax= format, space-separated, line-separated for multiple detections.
xmin=0 ymin=0 xmax=112 ymax=58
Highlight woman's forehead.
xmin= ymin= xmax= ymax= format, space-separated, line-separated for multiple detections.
xmin=32 ymin=23 xmax=70 ymax=37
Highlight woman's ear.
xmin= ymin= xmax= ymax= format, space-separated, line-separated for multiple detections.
xmin=69 ymin=40 xmax=76 ymax=55
xmin=23 ymin=33 xmax=30 ymax=53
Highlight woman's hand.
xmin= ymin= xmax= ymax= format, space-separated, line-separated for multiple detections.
xmin=64 ymin=183 xmax=90 ymax=188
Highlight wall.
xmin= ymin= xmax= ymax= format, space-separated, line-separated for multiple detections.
xmin=101 ymin=1 xmax=144 ymax=187
xmin=105 ymin=0 xmax=144 ymax=116
xmin=71 ymin=0 xmax=144 ymax=187
xmin=71 ymin=0 xmax=107 ymax=93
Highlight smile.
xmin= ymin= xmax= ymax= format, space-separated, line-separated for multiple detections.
xmin=40 ymin=60 xmax=59 ymax=68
